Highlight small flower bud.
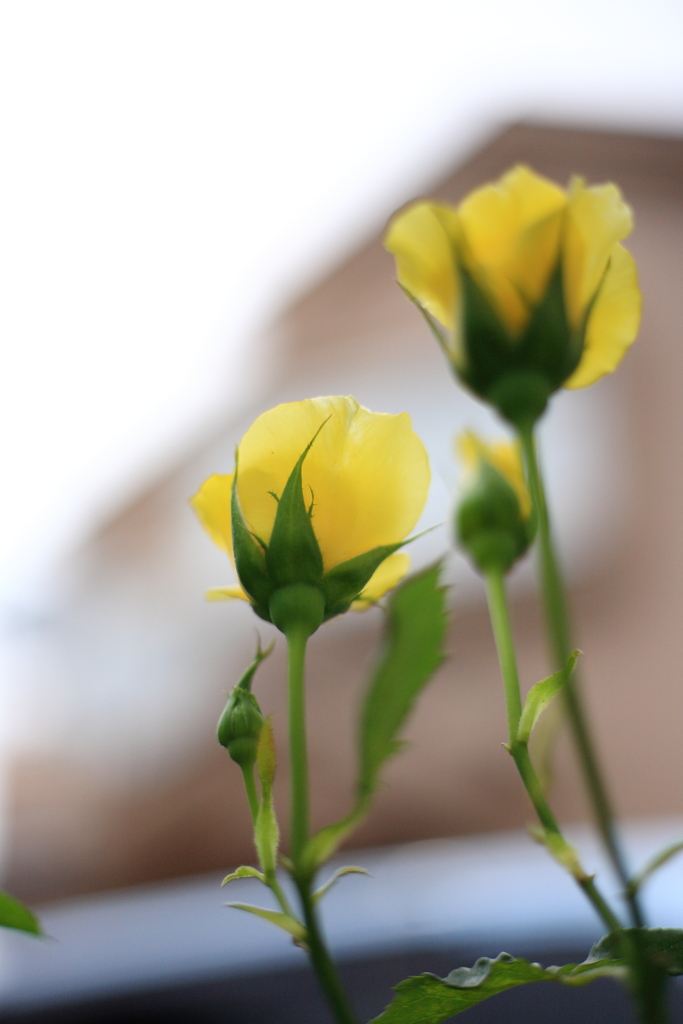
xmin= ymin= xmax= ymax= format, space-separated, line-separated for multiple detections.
xmin=217 ymin=687 xmax=265 ymax=768
xmin=455 ymin=434 xmax=534 ymax=575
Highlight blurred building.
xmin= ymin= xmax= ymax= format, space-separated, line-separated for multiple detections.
xmin=6 ymin=123 xmax=683 ymax=902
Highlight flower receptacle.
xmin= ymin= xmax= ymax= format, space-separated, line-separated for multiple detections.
xmin=485 ymin=371 xmax=552 ymax=430
xmin=269 ymin=584 xmax=326 ymax=638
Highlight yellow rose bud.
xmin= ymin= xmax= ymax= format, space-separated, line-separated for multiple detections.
xmin=385 ymin=165 xmax=641 ymax=427
xmin=456 ymin=432 xmax=534 ymax=574
xmin=191 ymin=396 xmax=430 ymax=630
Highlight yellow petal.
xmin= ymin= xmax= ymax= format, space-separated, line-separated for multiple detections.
xmin=237 ymin=396 xmax=430 ymax=571
xmin=458 ymin=432 xmax=531 ymax=520
xmin=351 ymin=553 xmax=410 ymax=610
xmin=190 ymin=473 xmax=234 ymax=556
xmin=565 ymin=244 xmax=641 ymax=390
xmin=457 ymin=165 xmax=566 ymax=334
xmin=563 ymin=178 xmax=633 ymax=327
xmin=206 ymin=586 xmax=250 ymax=602
xmin=384 ymin=202 xmax=460 ymax=331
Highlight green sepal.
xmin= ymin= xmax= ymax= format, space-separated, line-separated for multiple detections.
xmin=231 ymin=451 xmax=275 ymax=614
xmin=254 ymin=719 xmax=279 ymax=876
xmin=370 ymin=949 xmax=627 ymax=1023
xmin=221 ymin=865 xmax=266 ymax=885
xmin=265 ymin=427 xmax=325 ymax=589
xmin=236 ymin=638 xmax=275 ymax=692
xmin=0 ymin=891 xmax=41 ymax=936
xmin=226 ymin=902 xmax=307 ymax=942
xmin=321 ymin=541 xmax=405 ymax=619
xmin=519 ymin=259 xmax=584 ymax=393
xmin=456 ymin=460 xmax=531 ymax=574
xmin=301 ymin=564 xmax=447 ymax=875
xmin=456 ymin=260 xmax=588 ymax=428
xmin=312 ymin=866 xmax=370 ymax=904
xmin=517 ymin=650 xmax=579 ymax=743
xmin=458 ymin=260 xmax=516 ymax=391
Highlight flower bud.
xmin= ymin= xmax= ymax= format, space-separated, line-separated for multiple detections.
xmin=217 ymin=686 xmax=265 ymax=768
xmin=455 ymin=434 xmax=534 ymax=575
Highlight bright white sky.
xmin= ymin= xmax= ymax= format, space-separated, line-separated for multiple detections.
xmin=1 ymin=0 xmax=682 ymax=611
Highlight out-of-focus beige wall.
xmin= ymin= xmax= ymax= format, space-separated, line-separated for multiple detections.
xmin=6 ymin=124 xmax=683 ymax=902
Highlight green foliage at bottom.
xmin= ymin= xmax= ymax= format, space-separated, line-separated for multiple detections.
xmin=370 ymin=951 xmax=622 ymax=1023
xmin=0 ymin=891 xmax=41 ymax=935
xmin=371 ymin=929 xmax=683 ymax=1023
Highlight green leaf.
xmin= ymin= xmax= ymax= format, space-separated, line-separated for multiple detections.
xmin=226 ymin=902 xmax=307 ymax=941
xmin=302 ymin=564 xmax=446 ymax=872
xmin=265 ymin=425 xmax=325 ymax=588
xmin=312 ymin=866 xmax=370 ymax=904
xmin=627 ymin=841 xmax=683 ymax=897
xmin=370 ymin=950 xmax=625 ymax=1024
xmin=517 ymin=650 xmax=579 ymax=744
xmin=221 ymin=865 xmax=266 ymax=885
xmin=528 ymin=694 xmax=563 ymax=793
xmin=0 ymin=891 xmax=41 ymax=936
xmin=254 ymin=719 xmax=280 ymax=876
xmin=358 ymin=562 xmax=446 ymax=796
xmin=590 ymin=928 xmax=683 ymax=976
xmin=231 ymin=450 xmax=275 ymax=615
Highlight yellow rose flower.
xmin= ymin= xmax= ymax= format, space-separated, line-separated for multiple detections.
xmin=456 ymin=431 xmax=534 ymax=574
xmin=191 ymin=396 xmax=429 ymax=631
xmin=385 ymin=165 xmax=641 ymax=427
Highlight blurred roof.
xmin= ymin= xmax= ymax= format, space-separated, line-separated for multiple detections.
xmin=1 ymin=0 xmax=682 ymax=610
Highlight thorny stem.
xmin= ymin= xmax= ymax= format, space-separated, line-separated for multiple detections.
xmin=286 ymin=629 xmax=360 ymax=1024
xmin=485 ymin=568 xmax=623 ymax=936
xmin=519 ymin=424 xmax=645 ymax=930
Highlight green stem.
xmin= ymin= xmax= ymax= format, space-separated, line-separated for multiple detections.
xmin=631 ymin=966 xmax=670 ymax=1024
xmin=298 ymin=881 xmax=360 ymax=1024
xmin=485 ymin=568 xmax=623 ymax=936
xmin=286 ymin=627 xmax=359 ymax=1024
xmin=519 ymin=425 xmax=645 ymax=930
xmin=486 ymin=570 xmax=522 ymax=741
xmin=287 ymin=628 xmax=310 ymax=865
xmin=240 ymin=764 xmax=260 ymax=823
